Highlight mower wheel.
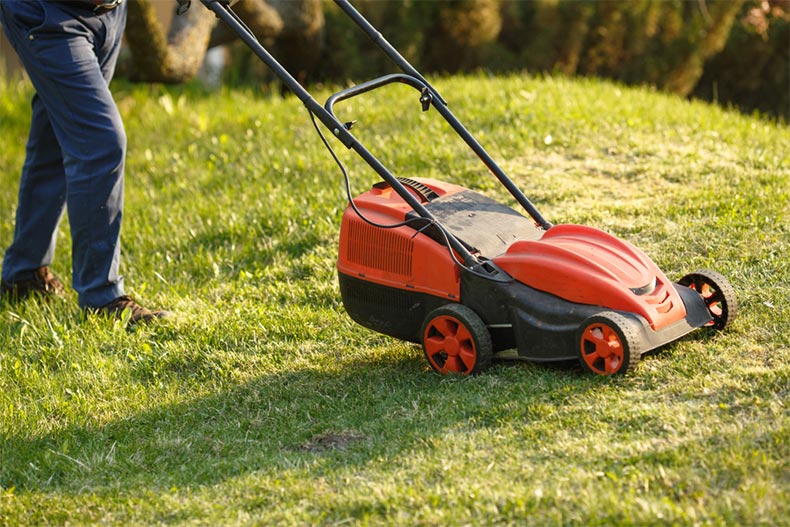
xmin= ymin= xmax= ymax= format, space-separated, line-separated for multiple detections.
xmin=421 ymin=304 xmax=493 ymax=375
xmin=577 ymin=312 xmax=640 ymax=376
xmin=678 ymin=269 xmax=737 ymax=330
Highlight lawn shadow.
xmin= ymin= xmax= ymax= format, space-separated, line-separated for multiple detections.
xmin=0 ymin=348 xmax=603 ymax=494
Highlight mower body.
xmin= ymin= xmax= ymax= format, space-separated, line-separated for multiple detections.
xmin=337 ymin=178 xmax=712 ymax=365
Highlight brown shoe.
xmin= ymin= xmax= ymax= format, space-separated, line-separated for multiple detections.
xmin=92 ymin=295 xmax=171 ymax=325
xmin=0 ymin=266 xmax=65 ymax=300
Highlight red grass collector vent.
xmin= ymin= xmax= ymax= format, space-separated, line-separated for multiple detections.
xmin=346 ymin=221 xmax=414 ymax=277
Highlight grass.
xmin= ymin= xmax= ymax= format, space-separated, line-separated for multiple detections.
xmin=0 ymin=72 xmax=788 ymax=526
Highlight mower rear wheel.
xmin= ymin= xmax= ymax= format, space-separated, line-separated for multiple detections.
xmin=678 ymin=269 xmax=737 ymax=330
xmin=577 ymin=312 xmax=640 ymax=376
xmin=421 ymin=304 xmax=492 ymax=375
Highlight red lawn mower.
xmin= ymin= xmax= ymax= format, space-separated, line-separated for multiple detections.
xmin=193 ymin=0 xmax=737 ymax=375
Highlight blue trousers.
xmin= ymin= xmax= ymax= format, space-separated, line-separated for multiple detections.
xmin=0 ymin=0 xmax=127 ymax=308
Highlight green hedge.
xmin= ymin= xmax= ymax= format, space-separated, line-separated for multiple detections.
xmin=310 ymin=0 xmax=788 ymax=120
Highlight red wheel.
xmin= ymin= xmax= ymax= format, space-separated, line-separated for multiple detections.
xmin=421 ymin=304 xmax=492 ymax=375
xmin=678 ymin=270 xmax=737 ymax=330
xmin=577 ymin=312 xmax=640 ymax=375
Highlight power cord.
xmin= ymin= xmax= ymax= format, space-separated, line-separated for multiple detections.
xmin=307 ymin=109 xmax=509 ymax=283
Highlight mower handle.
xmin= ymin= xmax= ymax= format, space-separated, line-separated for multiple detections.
xmin=197 ymin=0 xmax=482 ymax=267
xmin=332 ymin=0 xmax=552 ymax=231
xmin=324 ymin=73 xmax=431 ymax=120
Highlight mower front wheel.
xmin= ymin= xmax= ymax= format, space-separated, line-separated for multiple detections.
xmin=421 ymin=304 xmax=493 ymax=376
xmin=678 ymin=269 xmax=737 ymax=330
xmin=577 ymin=312 xmax=641 ymax=375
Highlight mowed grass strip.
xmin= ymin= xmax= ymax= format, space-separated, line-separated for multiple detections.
xmin=0 ymin=73 xmax=788 ymax=526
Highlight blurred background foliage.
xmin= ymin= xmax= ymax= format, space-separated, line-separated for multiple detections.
xmin=226 ymin=0 xmax=788 ymax=120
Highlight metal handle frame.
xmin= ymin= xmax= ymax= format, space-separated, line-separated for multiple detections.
xmin=197 ymin=0 xmax=551 ymax=272
xmin=332 ymin=0 xmax=552 ymax=231
xmin=199 ymin=0 xmax=482 ymax=267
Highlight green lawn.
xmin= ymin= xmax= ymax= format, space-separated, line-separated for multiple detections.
xmin=0 ymin=73 xmax=788 ymax=526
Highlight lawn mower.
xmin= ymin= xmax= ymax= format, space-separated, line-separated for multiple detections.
xmin=192 ymin=0 xmax=737 ymax=375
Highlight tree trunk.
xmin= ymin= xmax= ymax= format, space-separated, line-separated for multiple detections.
xmin=664 ymin=0 xmax=747 ymax=96
xmin=125 ymin=0 xmax=322 ymax=85
xmin=125 ymin=0 xmax=217 ymax=83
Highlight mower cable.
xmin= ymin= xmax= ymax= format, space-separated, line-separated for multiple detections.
xmin=308 ymin=109 xmax=509 ymax=283
xmin=224 ymin=4 xmax=259 ymax=44
xmin=308 ymin=110 xmax=418 ymax=232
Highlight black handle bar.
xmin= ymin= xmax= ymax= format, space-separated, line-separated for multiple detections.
xmin=324 ymin=74 xmax=429 ymax=118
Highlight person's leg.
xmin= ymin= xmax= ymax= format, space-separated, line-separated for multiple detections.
xmin=0 ymin=2 xmax=67 ymax=285
xmin=0 ymin=0 xmax=126 ymax=308
xmin=61 ymin=3 xmax=129 ymax=309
